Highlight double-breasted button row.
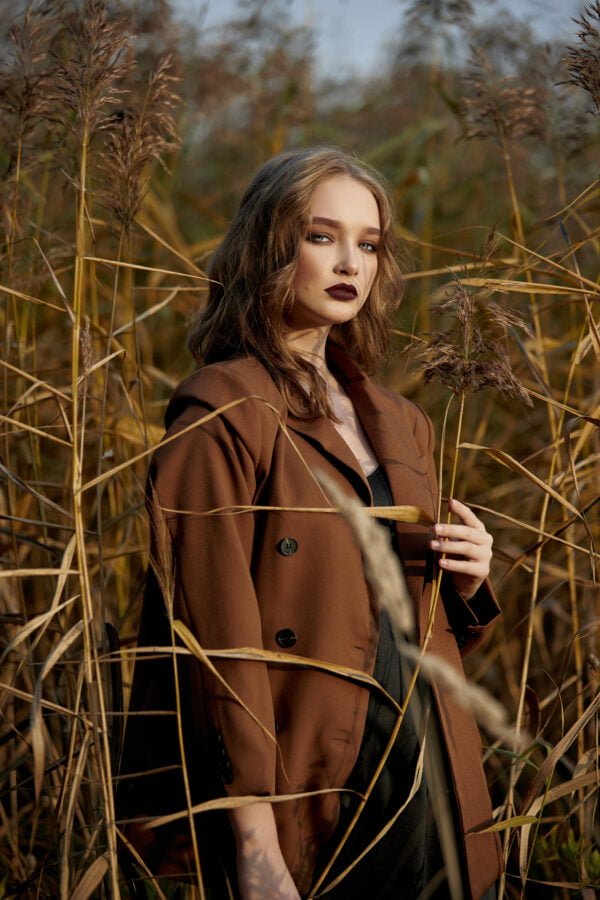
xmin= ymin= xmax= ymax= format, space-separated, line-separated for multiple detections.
xmin=277 ymin=537 xmax=299 ymax=556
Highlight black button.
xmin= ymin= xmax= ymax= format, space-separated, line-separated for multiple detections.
xmin=276 ymin=628 xmax=297 ymax=648
xmin=277 ymin=537 xmax=298 ymax=556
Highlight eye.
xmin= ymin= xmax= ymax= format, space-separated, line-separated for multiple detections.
xmin=359 ymin=241 xmax=378 ymax=253
xmin=307 ymin=231 xmax=332 ymax=244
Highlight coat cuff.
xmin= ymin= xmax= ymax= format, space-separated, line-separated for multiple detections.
xmin=441 ymin=573 xmax=501 ymax=654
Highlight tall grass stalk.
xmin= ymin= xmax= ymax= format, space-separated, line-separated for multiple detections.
xmin=1 ymin=1 xmax=598 ymax=896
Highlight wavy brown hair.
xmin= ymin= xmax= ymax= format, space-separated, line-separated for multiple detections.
xmin=187 ymin=146 xmax=404 ymax=418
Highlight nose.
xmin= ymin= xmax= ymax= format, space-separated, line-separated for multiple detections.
xmin=334 ymin=241 xmax=359 ymax=277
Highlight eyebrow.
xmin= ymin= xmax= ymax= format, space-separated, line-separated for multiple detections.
xmin=311 ymin=216 xmax=381 ymax=236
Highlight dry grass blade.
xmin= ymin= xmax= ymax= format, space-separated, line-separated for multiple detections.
xmin=372 ymin=506 xmax=433 ymax=523
xmin=518 ymin=771 xmax=600 ymax=881
xmin=525 ymin=388 xmax=600 ymax=427
xmin=205 ymin=647 xmax=400 ymax=706
xmin=520 ymin=690 xmax=600 ymax=816
xmin=474 ymin=815 xmax=539 ymax=833
xmin=459 ymin=278 xmax=599 ymax=297
xmin=112 ymin=287 xmax=185 ymax=334
xmin=0 ymin=357 xmax=70 ymax=401
xmin=114 ymin=828 xmax=169 ymax=900
xmin=80 ymin=395 xmax=286 ymax=492
xmin=468 ymin=502 xmax=599 ymax=559
xmin=459 ymin=442 xmax=585 ymax=519
xmin=160 ymin=502 xmax=433 ymax=525
xmin=0 ymin=681 xmax=92 ymax=725
xmin=33 ymin=237 xmax=69 ymax=303
xmin=30 ymin=620 xmax=84 ymax=801
xmin=76 ymin=348 xmax=125 ymax=383
xmin=118 ymin=643 xmax=400 ymax=709
xmin=0 ymin=412 xmax=72 ymax=447
xmin=172 ymin=620 xmax=278 ymax=749
xmin=0 ymin=282 xmax=65 ymax=312
xmin=313 ymin=735 xmax=428 ymax=897
xmin=136 ymin=217 xmax=208 ymax=275
xmin=0 ymin=462 xmax=73 ymax=519
xmin=0 ymin=567 xmax=79 ymax=578
xmin=82 ymin=255 xmax=209 ymax=279
xmin=143 ymin=786 xmax=358 ymax=831
xmin=0 ymin=596 xmax=77 ymax=664
xmin=69 ymin=852 xmax=109 ymax=900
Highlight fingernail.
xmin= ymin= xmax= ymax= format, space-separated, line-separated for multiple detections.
xmin=435 ymin=524 xmax=445 ymax=535
xmin=431 ymin=540 xmax=440 ymax=549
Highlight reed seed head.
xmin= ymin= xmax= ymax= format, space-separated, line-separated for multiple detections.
xmin=461 ymin=47 xmax=546 ymax=141
xmin=98 ymin=53 xmax=180 ymax=230
xmin=563 ymin=2 xmax=600 ymax=117
xmin=0 ymin=3 xmax=57 ymax=177
xmin=417 ymin=234 xmax=533 ymax=405
xmin=400 ymin=643 xmax=527 ymax=750
xmin=52 ymin=0 xmax=132 ymax=140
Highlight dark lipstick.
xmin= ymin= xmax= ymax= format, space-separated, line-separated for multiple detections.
xmin=325 ymin=283 xmax=358 ymax=301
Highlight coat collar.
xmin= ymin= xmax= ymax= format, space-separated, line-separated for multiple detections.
xmin=284 ymin=342 xmax=426 ymax=514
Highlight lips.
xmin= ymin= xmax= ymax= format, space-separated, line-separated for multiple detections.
xmin=325 ymin=283 xmax=358 ymax=301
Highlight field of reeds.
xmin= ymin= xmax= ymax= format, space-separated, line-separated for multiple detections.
xmin=0 ymin=0 xmax=598 ymax=897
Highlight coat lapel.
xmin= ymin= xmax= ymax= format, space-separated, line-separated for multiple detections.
xmin=285 ymin=410 xmax=373 ymax=504
xmin=285 ymin=343 xmax=436 ymax=515
xmin=315 ymin=344 xmax=436 ymax=626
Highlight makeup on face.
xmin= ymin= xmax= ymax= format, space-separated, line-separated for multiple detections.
xmin=286 ymin=175 xmax=381 ymax=348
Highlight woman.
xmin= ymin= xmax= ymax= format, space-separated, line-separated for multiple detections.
xmin=118 ymin=146 xmax=502 ymax=899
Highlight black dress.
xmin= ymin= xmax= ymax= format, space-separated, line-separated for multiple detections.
xmin=312 ymin=466 xmax=455 ymax=899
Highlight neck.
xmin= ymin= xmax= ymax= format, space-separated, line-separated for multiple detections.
xmin=285 ymin=325 xmax=331 ymax=378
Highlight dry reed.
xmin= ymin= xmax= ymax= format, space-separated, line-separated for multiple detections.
xmin=0 ymin=0 xmax=598 ymax=897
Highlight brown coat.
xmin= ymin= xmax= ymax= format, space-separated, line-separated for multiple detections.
xmin=119 ymin=344 xmax=503 ymax=898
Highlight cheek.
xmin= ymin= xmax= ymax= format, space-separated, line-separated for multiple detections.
xmin=294 ymin=249 xmax=317 ymax=289
xmin=365 ymin=257 xmax=378 ymax=290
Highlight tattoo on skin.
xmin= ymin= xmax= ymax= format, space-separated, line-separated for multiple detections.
xmin=239 ymin=848 xmax=298 ymax=898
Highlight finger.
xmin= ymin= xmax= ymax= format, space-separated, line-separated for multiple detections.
xmin=434 ymin=523 xmax=492 ymax=545
xmin=438 ymin=558 xmax=487 ymax=576
xmin=447 ymin=497 xmax=485 ymax=530
xmin=430 ymin=539 xmax=491 ymax=560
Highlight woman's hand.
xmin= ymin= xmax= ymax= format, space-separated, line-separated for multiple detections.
xmin=229 ymin=802 xmax=301 ymax=900
xmin=430 ymin=498 xmax=493 ymax=601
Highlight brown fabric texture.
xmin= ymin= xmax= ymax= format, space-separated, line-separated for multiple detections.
xmin=118 ymin=344 xmax=503 ymax=898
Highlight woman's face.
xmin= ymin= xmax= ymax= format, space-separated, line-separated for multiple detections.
xmin=289 ymin=174 xmax=380 ymax=334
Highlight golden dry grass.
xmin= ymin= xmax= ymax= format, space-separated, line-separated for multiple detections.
xmin=0 ymin=0 xmax=598 ymax=897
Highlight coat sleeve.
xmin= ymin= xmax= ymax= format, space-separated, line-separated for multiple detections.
xmin=147 ymin=366 xmax=280 ymax=798
xmin=413 ymin=402 xmax=501 ymax=656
